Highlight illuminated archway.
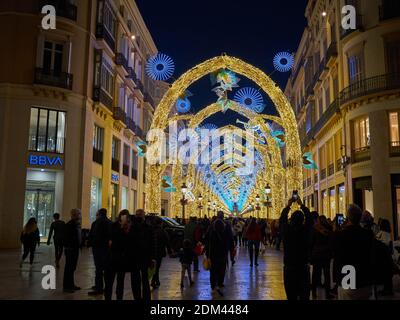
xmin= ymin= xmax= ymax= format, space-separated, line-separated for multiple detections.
xmin=145 ymin=55 xmax=302 ymax=214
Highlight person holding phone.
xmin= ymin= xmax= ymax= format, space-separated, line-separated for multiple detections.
xmin=279 ymin=194 xmax=313 ymax=300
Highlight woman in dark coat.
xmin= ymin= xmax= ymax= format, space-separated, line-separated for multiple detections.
xmin=20 ymin=218 xmax=40 ymax=267
xmin=205 ymin=219 xmax=229 ymax=296
xmin=310 ymin=215 xmax=333 ymax=299
xmin=151 ymin=218 xmax=171 ymax=289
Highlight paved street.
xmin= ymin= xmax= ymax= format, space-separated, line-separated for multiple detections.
xmin=0 ymin=245 xmax=399 ymax=300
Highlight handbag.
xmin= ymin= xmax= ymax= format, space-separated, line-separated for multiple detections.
xmin=203 ymin=257 xmax=211 ymax=270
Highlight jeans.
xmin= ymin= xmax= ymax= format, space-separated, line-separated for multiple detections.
xmin=92 ymin=247 xmax=109 ymax=292
xmin=284 ymin=265 xmax=311 ymax=300
xmin=104 ymin=268 xmax=128 ymax=300
xmin=311 ymin=261 xmax=331 ymax=295
xmin=181 ymin=263 xmax=192 ymax=285
xmin=63 ymin=248 xmax=79 ymax=289
xmin=22 ymin=243 xmax=37 ymax=264
xmin=131 ymin=264 xmax=151 ymax=300
xmin=248 ymin=240 xmax=260 ymax=265
xmin=54 ymin=240 xmax=63 ymax=262
xmin=210 ymin=258 xmax=227 ymax=289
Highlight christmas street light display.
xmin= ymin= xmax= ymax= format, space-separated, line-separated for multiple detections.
xmin=146 ymin=53 xmax=175 ymax=81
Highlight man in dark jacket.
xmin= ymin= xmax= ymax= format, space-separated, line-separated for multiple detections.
xmin=333 ymin=204 xmax=375 ymax=300
xmin=47 ymin=213 xmax=65 ymax=268
xmin=280 ymin=197 xmax=313 ymax=300
xmin=87 ymin=208 xmax=112 ymax=295
xmin=63 ymin=208 xmax=82 ymax=293
xmin=151 ymin=217 xmax=171 ymax=289
xmin=128 ymin=209 xmax=156 ymax=300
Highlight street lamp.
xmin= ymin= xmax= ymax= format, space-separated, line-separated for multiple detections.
xmin=340 ymin=145 xmax=351 ymax=177
xmin=212 ymin=202 xmax=216 ymax=215
xmin=181 ymin=183 xmax=188 ymax=221
xmin=198 ymin=194 xmax=203 ymax=217
xmin=207 ymin=200 xmax=211 ymax=218
xmin=255 ymin=195 xmax=261 ymax=219
xmin=265 ymin=184 xmax=271 ymax=196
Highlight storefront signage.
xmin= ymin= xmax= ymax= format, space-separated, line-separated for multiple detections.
xmin=28 ymin=154 xmax=63 ymax=167
xmin=111 ymin=173 xmax=119 ymax=183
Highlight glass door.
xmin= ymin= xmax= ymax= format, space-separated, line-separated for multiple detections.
xmin=24 ymin=189 xmax=55 ymax=238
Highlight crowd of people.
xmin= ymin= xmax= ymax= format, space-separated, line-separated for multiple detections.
xmin=18 ymin=199 xmax=400 ymax=300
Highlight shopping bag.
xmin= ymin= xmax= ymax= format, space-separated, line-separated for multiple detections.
xmin=148 ymin=265 xmax=156 ymax=280
xmin=203 ymin=257 xmax=211 ymax=271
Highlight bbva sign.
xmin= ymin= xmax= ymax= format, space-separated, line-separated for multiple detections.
xmin=29 ymin=154 xmax=63 ymax=167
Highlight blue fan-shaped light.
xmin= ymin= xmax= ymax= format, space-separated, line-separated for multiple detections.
xmin=202 ymin=123 xmax=218 ymax=131
xmin=273 ymin=52 xmax=294 ymax=73
xmin=234 ymin=87 xmax=266 ymax=113
xmin=146 ymin=53 xmax=175 ymax=81
xmin=176 ymin=97 xmax=191 ymax=114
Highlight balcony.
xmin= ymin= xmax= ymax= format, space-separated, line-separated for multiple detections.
xmin=40 ymin=0 xmax=77 ymax=21
xmin=126 ymin=117 xmax=136 ymax=133
xmin=379 ymin=0 xmax=400 ymax=21
xmin=326 ymin=42 xmax=338 ymax=66
xmin=115 ymin=53 xmax=129 ymax=72
xmin=111 ymin=158 xmax=120 ymax=172
xmin=328 ymin=163 xmax=335 ymax=177
xmin=135 ymin=79 xmax=144 ymax=95
xmin=93 ymin=148 xmax=103 ymax=165
xmin=390 ymin=141 xmax=400 ymax=156
xmin=96 ymin=24 xmax=115 ymax=52
xmin=336 ymin=158 xmax=343 ymax=172
xmin=340 ymin=73 xmax=400 ymax=106
xmin=123 ymin=164 xmax=129 ymax=177
xmin=127 ymin=67 xmax=137 ymax=82
xmin=135 ymin=126 xmax=145 ymax=140
xmin=93 ymin=87 xmax=113 ymax=111
xmin=131 ymin=168 xmax=138 ymax=180
xmin=307 ymin=177 xmax=312 ymax=188
xmin=144 ymin=92 xmax=155 ymax=107
xmin=113 ymin=107 xmax=127 ymax=124
xmin=314 ymin=173 xmax=318 ymax=184
xmin=352 ymin=146 xmax=371 ymax=163
xmin=34 ymin=68 xmax=73 ymax=90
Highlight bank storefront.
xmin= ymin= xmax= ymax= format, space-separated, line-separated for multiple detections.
xmin=24 ymin=107 xmax=66 ymax=237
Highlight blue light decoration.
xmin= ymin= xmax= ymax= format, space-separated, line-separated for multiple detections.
xmin=273 ymin=52 xmax=294 ymax=73
xmin=303 ymin=152 xmax=318 ymax=170
xmin=270 ymin=130 xmax=286 ymax=148
xmin=136 ymin=141 xmax=147 ymax=157
xmin=145 ymin=53 xmax=175 ymax=81
xmin=176 ymin=90 xmax=193 ymax=114
xmin=161 ymin=176 xmax=176 ymax=193
xmin=234 ymin=87 xmax=266 ymax=113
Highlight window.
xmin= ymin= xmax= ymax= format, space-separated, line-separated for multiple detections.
xmin=101 ymin=58 xmax=114 ymax=96
xmin=112 ymin=137 xmax=120 ymax=160
xmin=353 ymin=115 xmax=370 ymax=150
xmin=43 ymin=41 xmax=64 ymax=75
xmin=306 ymin=104 xmax=313 ymax=133
xmin=118 ymin=86 xmax=126 ymax=110
xmin=132 ymin=150 xmax=138 ymax=179
xmin=123 ymin=144 xmax=130 ymax=176
xmin=348 ymin=54 xmax=364 ymax=84
xmin=134 ymin=100 xmax=141 ymax=127
xmin=127 ymin=98 xmax=134 ymax=120
xmin=329 ymin=188 xmax=336 ymax=219
xmin=390 ymin=112 xmax=400 ymax=145
xmin=93 ymin=125 xmax=104 ymax=151
xmin=322 ymin=190 xmax=328 ymax=216
xmin=386 ymin=41 xmax=400 ymax=74
xmin=132 ymin=189 xmax=137 ymax=212
xmin=318 ymin=94 xmax=323 ymax=119
xmin=103 ymin=2 xmax=115 ymax=38
xmin=338 ymin=184 xmax=345 ymax=215
xmin=28 ymin=107 xmax=66 ymax=154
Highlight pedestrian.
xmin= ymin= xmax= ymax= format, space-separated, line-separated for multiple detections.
xmin=310 ymin=215 xmax=334 ymax=299
xmin=184 ymin=217 xmax=200 ymax=272
xmin=19 ymin=218 xmax=40 ymax=268
xmin=204 ymin=212 xmax=232 ymax=296
xmin=280 ymin=197 xmax=313 ymax=300
xmin=87 ymin=208 xmax=112 ymax=296
xmin=151 ymin=217 xmax=172 ymax=289
xmin=47 ymin=213 xmax=65 ymax=268
xmin=179 ymin=239 xmax=195 ymax=289
xmin=104 ymin=210 xmax=131 ymax=300
xmin=128 ymin=209 xmax=155 ymax=300
xmin=63 ymin=208 xmax=82 ymax=293
xmin=333 ymin=204 xmax=375 ymax=300
xmin=360 ymin=210 xmax=379 ymax=235
xmin=245 ymin=218 xmax=262 ymax=267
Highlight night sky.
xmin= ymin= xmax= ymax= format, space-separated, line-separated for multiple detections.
xmin=136 ymin=0 xmax=308 ymax=126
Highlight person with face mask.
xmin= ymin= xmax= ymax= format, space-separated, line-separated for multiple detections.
xmin=279 ymin=197 xmax=313 ymax=300
xmin=127 ymin=209 xmax=156 ymax=300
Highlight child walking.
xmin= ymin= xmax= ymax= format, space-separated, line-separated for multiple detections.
xmin=179 ymin=239 xmax=195 ymax=289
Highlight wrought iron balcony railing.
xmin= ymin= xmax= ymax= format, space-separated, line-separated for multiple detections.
xmin=113 ymin=107 xmax=127 ymax=124
xmin=116 ymin=53 xmax=129 ymax=72
xmin=34 ymin=68 xmax=73 ymax=90
xmin=93 ymin=148 xmax=103 ymax=165
xmin=93 ymin=87 xmax=113 ymax=111
xmin=95 ymin=24 xmax=115 ymax=52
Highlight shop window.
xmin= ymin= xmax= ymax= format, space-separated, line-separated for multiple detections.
xmin=28 ymin=107 xmax=66 ymax=154
xmin=90 ymin=177 xmax=102 ymax=224
xmin=338 ymin=184 xmax=345 ymax=215
xmin=389 ymin=112 xmax=400 ymax=146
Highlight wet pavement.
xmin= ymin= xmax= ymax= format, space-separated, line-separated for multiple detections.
xmin=0 ymin=244 xmax=399 ymax=300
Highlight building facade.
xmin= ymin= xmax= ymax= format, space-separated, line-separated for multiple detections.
xmin=0 ymin=0 xmax=166 ymax=248
xmin=285 ymin=0 xmax=400 ymax=238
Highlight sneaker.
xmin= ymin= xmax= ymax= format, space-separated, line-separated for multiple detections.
xmin=216 ymin=288 xmax=224 ymax=297
xmin=190 ymin=281 xmax=195 ymax=287
xmin=255 ymin=262 xmax=259 ymax=267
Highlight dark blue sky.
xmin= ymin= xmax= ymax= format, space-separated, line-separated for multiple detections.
xmin=136 ymin=0 xmax=308 ymax=125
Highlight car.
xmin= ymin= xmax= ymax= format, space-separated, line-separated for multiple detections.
xmin=145 ymin=215 xmax=184 ymax=252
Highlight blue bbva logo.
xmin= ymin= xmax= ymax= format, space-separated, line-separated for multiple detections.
xmin=29 ymin=154 xmax=63 ymax=167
